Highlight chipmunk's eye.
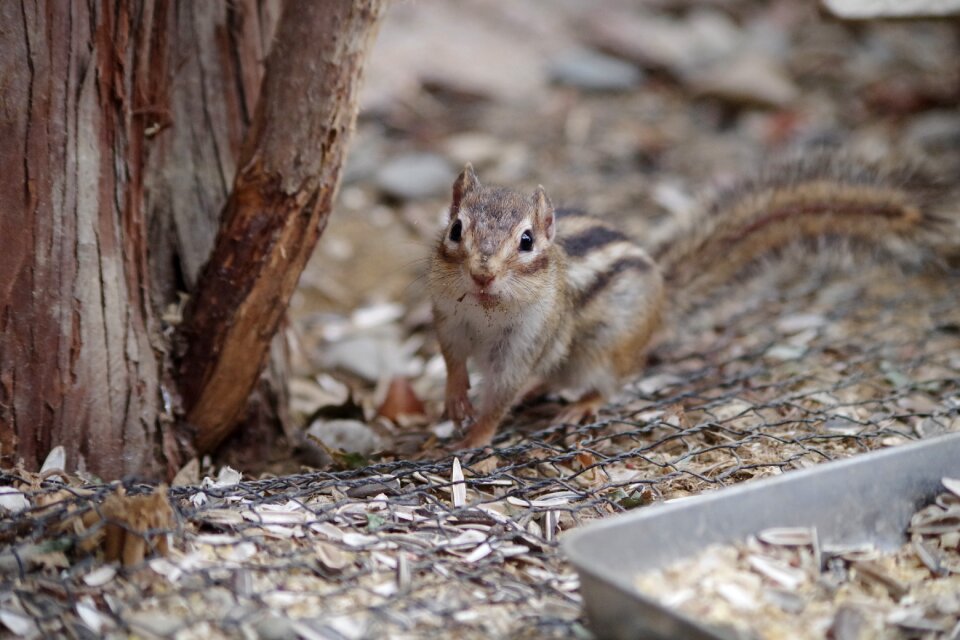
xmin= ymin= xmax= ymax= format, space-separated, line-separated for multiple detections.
xmin=449 ymin=219 xmax=462 ymax=243
xmin=519 ymin=229 xmax=534 ymax=252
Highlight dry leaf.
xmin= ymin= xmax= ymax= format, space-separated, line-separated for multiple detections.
xmin=662 ymin=404 xmax=691 ymax=429
xmin=40 ymin=446 xmax=66 ymax=480
xmin=575 ymin=450 xmax=597 ymax=470
xmin=469 ymin=455 xmax=500 ymax=475
xmin=172 ymin=458 xmax=200 ymax=487
xmin=377 ymin=377 xmax=427 ymax=423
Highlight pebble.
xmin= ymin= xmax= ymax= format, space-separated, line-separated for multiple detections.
xmin=253 ymin=613 xmax=297 ymax=640
xmin=823 ymin=0 xmax=960 ymax=18
xmin=443 ymin=132 xmax=532 ymax=183
xmin=686 ymin=53 xmax=800 ymax=108
xmin=444 ymin=132 xmax=506 ymax=167
xmin=375 ymin=153 xmax=455 ymax=201
xmin=548 ymin=48 xmax=643 ymax=92
xmin=126 ymin=611 xmax=183 ymax=637
xmin=307 ymin=419 xmax=384 ymax=455
xmin=776 ymin=313 xmax=827 ymax=334
xmin=585 ymin=9 xmax=740 ymax=77
xmin=342 ymin=132 xmax=386 ymax=184
xmin=322 ymin=330 xmax=405 ymax=382
xmin=904 ymin=111 xmax=960 ymax=152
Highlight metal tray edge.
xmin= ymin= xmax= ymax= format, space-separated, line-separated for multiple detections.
xmin=562 ymin=431 xmax=960 ymax=640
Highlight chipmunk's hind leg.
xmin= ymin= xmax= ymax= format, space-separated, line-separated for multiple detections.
xmin=519 ymin=378 xmax=549 ymax=404
xmin=550 ymin=289 xmax=663 ymax=426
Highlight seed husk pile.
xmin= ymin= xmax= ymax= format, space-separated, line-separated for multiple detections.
xmin=634 ymin=478 xmax=960 ymax=640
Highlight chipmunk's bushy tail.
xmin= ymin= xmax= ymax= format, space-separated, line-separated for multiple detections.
xmin=652 ymin=151 xmax=959 ymax=313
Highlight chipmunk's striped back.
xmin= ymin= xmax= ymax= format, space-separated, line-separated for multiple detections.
xmin=550 ymin=209 xmax=664 ymax=394
xmin=556 ymin=209 xmax=657 ymax=304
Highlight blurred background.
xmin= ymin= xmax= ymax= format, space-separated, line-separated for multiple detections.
xmin=285 ymin=0 xmax=960 ymax=463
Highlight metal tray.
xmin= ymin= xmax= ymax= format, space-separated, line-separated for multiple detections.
xmin=563 ymin=432 xmax=960 ymax=640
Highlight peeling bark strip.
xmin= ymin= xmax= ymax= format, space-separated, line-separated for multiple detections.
xmin=179 ymin=1 xmax=386 ymax=453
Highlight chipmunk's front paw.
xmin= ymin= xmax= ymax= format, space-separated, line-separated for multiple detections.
xmin=445 ymin=392 xmax=475 ymax=425
xmin=450 ymin=420 xmax=495 ymax=451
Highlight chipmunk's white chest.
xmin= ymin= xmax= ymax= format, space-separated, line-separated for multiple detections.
xmin=434 ymin=293 xmax=558 ymax=376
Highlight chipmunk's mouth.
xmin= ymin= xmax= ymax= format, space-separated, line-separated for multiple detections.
xmin=473 ymin=288 xmax=499 ymax=307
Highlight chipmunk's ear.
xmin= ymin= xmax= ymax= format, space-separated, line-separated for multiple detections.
xmin=451 ymin=163 xmax=479 ymax=216
xmin=533 ymin=185 xmax=555 ymax=242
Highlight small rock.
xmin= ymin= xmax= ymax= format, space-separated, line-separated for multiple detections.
xmin=307 ymin=419 xmax=383 ymax=455
xmin=253 ymin=613 xmax=297 ymax=640
xmin=548 ymin=49 xmax=643 ymax=92
xmin=322 ymin=330 xmax=405 ymax=382
xmin=351 ymin=302 xmax=405 ymax=329
xmin=342 ymin=131 xmax=386 ymax=184
xmin=776 ymin=313 xmax=827 ymax=334
xmin=686 ymin=53 xmax=800 ymax=108
xmin=829 ymin=604 xmax=872 ymax=640
xmin=916 ymin=417 xmax=950 ymax=438
xmin=685 ymin=9 xmax=744 ymax=64
xmin=651 ymin=180 xmax=696 ymax=218
xmin=360 ymin=1 xmax=548 ymax=110
xmin=486 ymin=144 xmax=532 ymax=184
xmin=376 ymin=153 xmax=455 ymax=201
xmin=585 ymin=9 xmax=740 ymax=77
xmin=444 ymin=133 xmax=505 ymax=167
xmin=295 ymin=616 xmax=367 ymax=640
xmin=125 ymin=611 xmax=183 ymax=638
xmin=905 ymin=111 xmax=960 ymax=152
xmin=766 ymin=343 xmax=806 ymax=361
xmin=635 ymin=373 xmax=683 ymax=395
xmin=431 ymin=420 xmax=456 ymax=439
xmin=289 ymin=376 xmax=350 ymax=418
xmin=823 ymin=0 xmax=960 ymax=18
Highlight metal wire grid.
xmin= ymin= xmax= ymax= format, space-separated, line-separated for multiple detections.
xmin=1 ymin=268 xmax=958 ymax=639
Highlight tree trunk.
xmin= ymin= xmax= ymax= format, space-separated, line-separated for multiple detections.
xmin=0 ymin=1 xmax=282 ymax=480
xmin=178 ymin=1 xmax=386 ymax=453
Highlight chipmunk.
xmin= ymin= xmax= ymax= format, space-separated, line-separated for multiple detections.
xmin=428 ymin=154 xmax=954 ymax=449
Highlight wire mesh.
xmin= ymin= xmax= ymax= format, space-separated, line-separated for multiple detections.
xmin=2 ymin=265 xmax=958 ymax=639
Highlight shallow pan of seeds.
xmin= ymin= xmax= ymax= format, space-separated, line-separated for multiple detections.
xmin=563 ymin=432 xmax=960 ymax=640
